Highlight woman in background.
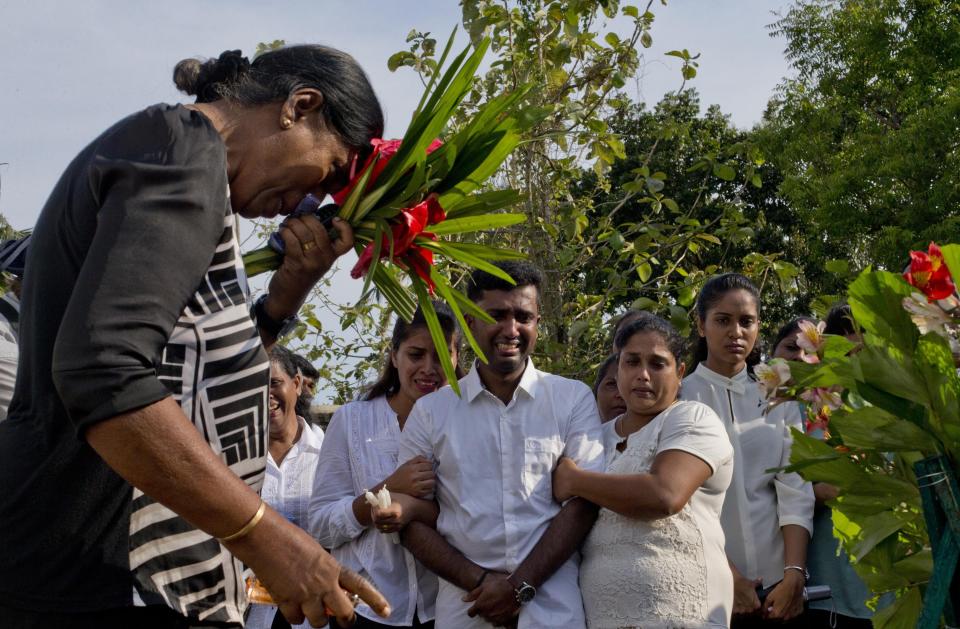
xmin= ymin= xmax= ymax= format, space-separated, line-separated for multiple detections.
xmin=557 ymin=313 xmax=734 ymax=628
xmin=681 ymin=274 xmax=814 ymax=627
xmin=246 ymin=346 xmax=326 ymax=629
xmin=770 ymin=316 xmax=818 ymax=362
xmin=804 ymin=304 xmax=875 ymax=628
xmin=310 ymin=303 xmax=463 ymax=628
xmin=593 ymin=353 xmax=626 ymax=423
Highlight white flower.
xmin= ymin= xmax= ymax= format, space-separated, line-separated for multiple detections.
xmin=376 ymin=486 xmax=392 ymax=509
xmin=796 ymin=320 xmax=827 ymax=355
xmin=903 ymin=292 xmax=953 ymax=336
xmin=755 ymin=359 xmax=792 ymax=399
xmin=365 ymin=486 xmax=392 ymax=509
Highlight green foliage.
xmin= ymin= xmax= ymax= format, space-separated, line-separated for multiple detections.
xmin=583 ymin=91 xmax=802 ymax=343
xmin=763 ymin=0 xmax=960 ymax=279
xmin=784 ymin=261 xmax=960 ymax=623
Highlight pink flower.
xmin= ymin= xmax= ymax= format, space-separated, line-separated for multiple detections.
xmin=800 ymin=387 xmax=843 ymax=411
xmin=797 ymin=320 xmax=826 ymax=361
xmin=755 ymin=360 xmax=792 ymax=400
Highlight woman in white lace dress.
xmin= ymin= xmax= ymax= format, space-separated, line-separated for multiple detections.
xmin=553 ymin=313 xmax=734 ymax=628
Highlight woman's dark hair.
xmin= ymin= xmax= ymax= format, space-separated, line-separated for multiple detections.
xmin=466 ymin=261 xmax=543 ymax=302
xmin=365 ymin=301 xmax=465 ymax=401
xmin=269 ymin=345 xmax=299 ymax=379
xmin=609 ymin=309 xmax=644 ymax=351
xmin=592 ymin=353 xmax=620 ymax=398
xmin=614 ymin=311 xmax=686 ymax=368
xmin=691 ymin=273 xmax=762 ymax=372
xmin=770 ymin=316 xmax=817 ymax=356
xmin=173 ymin=47 xmax=384 ymax=161
xmin=824 ymin=303 xmax=857 ymax=336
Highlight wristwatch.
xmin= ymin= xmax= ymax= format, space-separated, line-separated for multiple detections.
xmin=252 ymin=294 xmax=300 ymax=339
xmin=508 ymin=576 xmax=536 ymax=605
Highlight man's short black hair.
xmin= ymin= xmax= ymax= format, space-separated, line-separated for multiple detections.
xmin=466 ymin=261 xmax=543 ymax=302
xmin=824 ymin=302 xmax=857 ymax=336
xmin=291 ymin=353 xmax=319 ymax=380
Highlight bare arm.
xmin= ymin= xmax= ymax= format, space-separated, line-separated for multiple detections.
xmin=463 ymin=497 xmax=599 ymax=626
xmin=372 ymin=495 xmax=439 ymax=534
xmin=553 ymin=450 xmax=712 ymax=519
xmin=257 ymin=216 xmax=354 ymax=349
xmin=351 ymin=456 xmax=436 ymax=527
xmin=87 ymin=397 xmax=389 ymax=626
xmin=401 ymin=520 xmax=486 ymax=592
xmin=510 ymin=497 xmax=597 ymax=588
xmin=763 ymin=524 xmax=810 ymax=620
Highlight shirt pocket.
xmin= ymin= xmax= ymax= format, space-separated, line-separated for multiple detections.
xmin=522 ymin=436 xmax=563 ymax=499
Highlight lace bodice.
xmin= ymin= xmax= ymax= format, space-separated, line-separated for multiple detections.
xmin=580 ymin=403 xmax=733 ymax=628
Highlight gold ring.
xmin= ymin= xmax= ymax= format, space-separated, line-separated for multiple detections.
xmin=301 ymin=240 xmax=317 ymax=252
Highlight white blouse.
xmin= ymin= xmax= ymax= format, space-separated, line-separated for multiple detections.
xmin=681 ymin=364 xmax=814 ymax=587
xmin=308 ymin=396 xmax=437 ymax=626
xmin=246 ymin=418 xmax=325 ymax=629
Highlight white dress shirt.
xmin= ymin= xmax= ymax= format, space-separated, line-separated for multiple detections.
xmin=681 ymin=364 xmax=815 ymax=587
xmin=245 ymin=418 xmax=324 ymax=629
xmin=308 ymin=396 xmax=437 ymax=626
xmin=399 ymin=360 xmax=605 ymax=629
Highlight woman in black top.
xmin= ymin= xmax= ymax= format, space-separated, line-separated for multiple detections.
xmin=0 ymin=48 xmax=389 ymax=628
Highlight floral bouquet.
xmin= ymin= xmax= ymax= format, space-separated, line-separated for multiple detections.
xmin=243 ymin=31 xmax=538 ymax=392
xmin=755 ymin=319 xmax=845 ymax=435
xmin=753 ymin=241 xmax=960 ymax=624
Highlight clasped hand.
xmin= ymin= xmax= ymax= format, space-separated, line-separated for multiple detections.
xmin=463 ymin=572 xmax=520 ymax=627
xmin=383 ymin=455 xmax=435 ymax=499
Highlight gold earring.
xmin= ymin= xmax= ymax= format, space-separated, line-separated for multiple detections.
xmin=281 ymin=118 xmax=293 ymax=129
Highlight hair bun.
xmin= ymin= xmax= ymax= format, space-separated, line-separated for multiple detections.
xmin=172 ymin=49 xmax=250 ymax=103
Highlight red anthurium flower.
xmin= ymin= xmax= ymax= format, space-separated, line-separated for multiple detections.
xmin=904 ymin=242 xmax=956 ymax=302
xmin=351 ymin=195 xmax=446 ymax=292
xmin=333 ymin=138 xmax=444 ymax=205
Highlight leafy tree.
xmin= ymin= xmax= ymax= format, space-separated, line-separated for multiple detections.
xmin=586 ymin=91 xmax=804 ymax=339
xmin=762 ymin=0 xmax=960 ymax=285
xmin=400 ymin=0 xmax=773 ymax=381
xmin=280 ymin=1 xmax=777 ymax=399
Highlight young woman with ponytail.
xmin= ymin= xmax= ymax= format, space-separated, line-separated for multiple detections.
xmin=681 ymin=274 xmax=815 ymax=628
xmin=309 ymin=302 xmax=463 ymax=629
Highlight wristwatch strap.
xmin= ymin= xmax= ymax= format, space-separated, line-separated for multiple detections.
xmin=252 ymin=295 xmax=299 ymax=339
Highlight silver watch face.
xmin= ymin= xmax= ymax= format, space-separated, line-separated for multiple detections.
xmin=516 ymin=583 xmax=536 ymax=604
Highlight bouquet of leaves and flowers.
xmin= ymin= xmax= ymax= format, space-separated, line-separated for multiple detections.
xmin=243 ymin=32 xmax=539 ymax=392
xmin=753 ymin=241 xmax=960 ymax=627
xmin=755 ymin=319 xmax=846 ymax=435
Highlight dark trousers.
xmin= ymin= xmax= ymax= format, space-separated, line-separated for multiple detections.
xmin=733 ymin=608 xmax=872 ymax=628
xmin=732 ymin=611 xmax=812 ymax=629
xmin=0 ymin=604 xmax=238 ymax=629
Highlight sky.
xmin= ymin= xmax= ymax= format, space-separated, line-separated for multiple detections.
xmin=0 ymin=0 xmax=793 ymax=399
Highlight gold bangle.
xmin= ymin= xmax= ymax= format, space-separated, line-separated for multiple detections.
xmin=218 ymin=500 xmax=266 ymax=543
